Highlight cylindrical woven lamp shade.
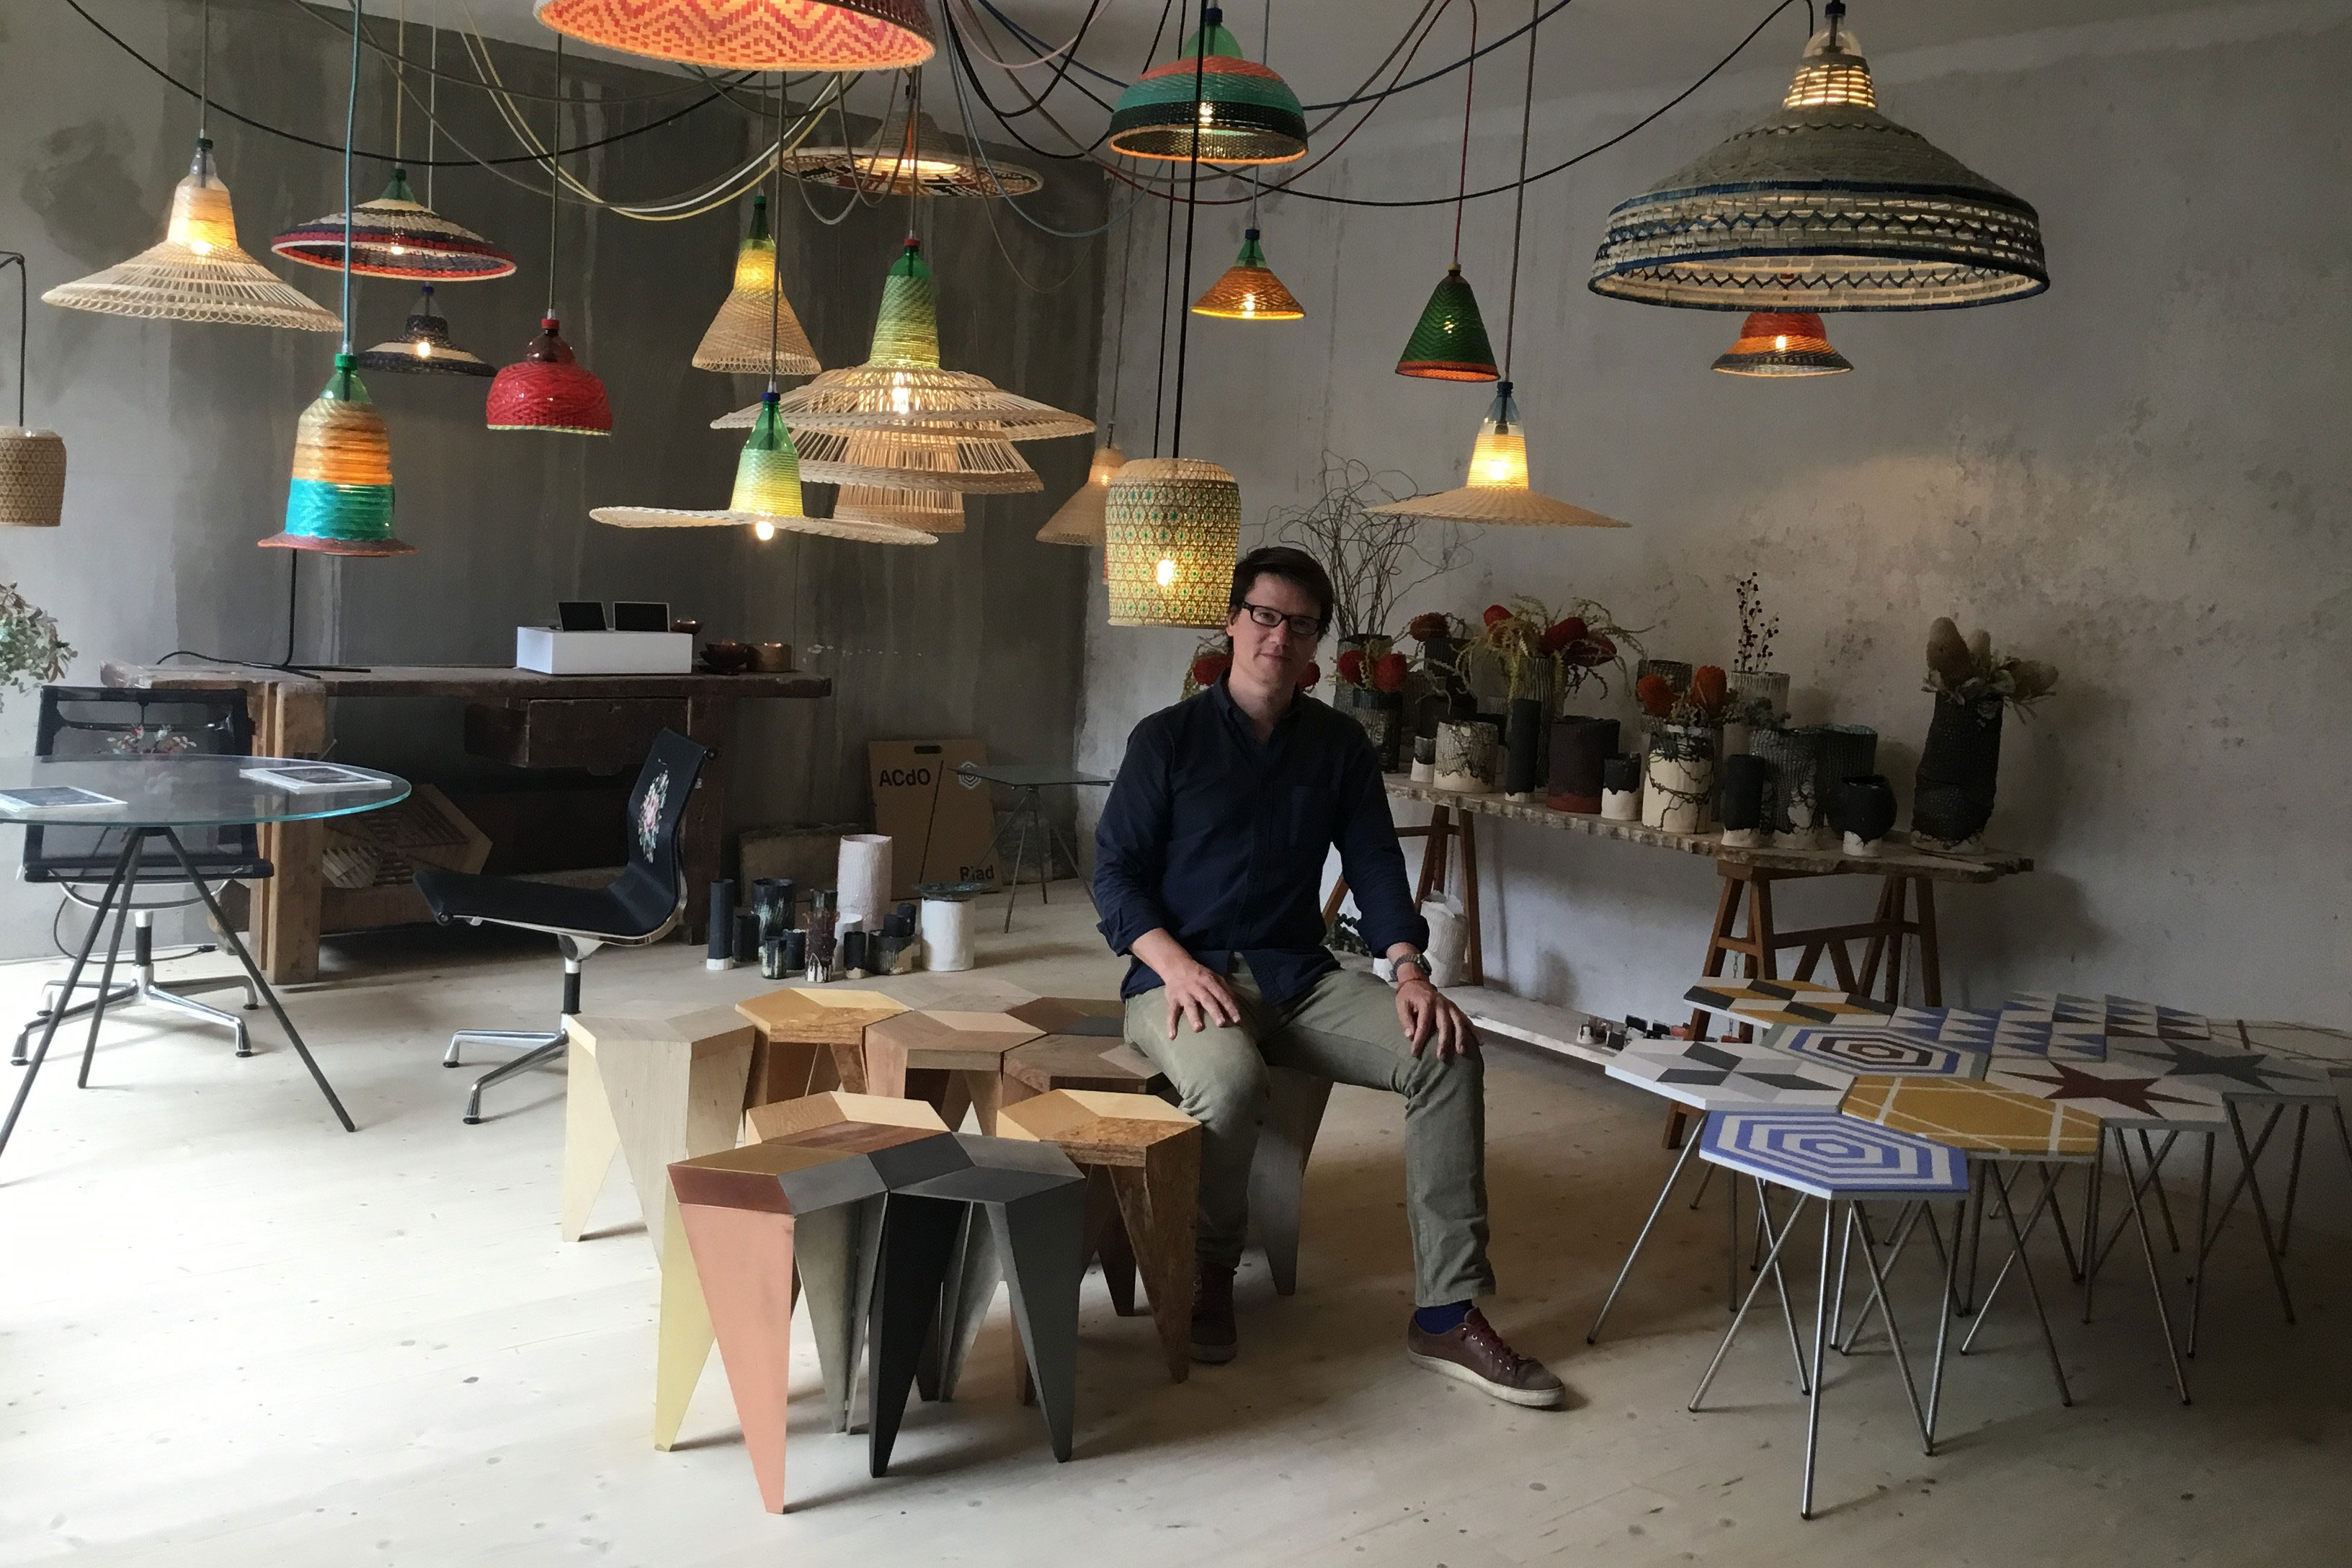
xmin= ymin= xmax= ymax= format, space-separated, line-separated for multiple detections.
xmin=533 ymin=0 xmax=934 ymax=70
xmin=793 ymin=425 xmax=1038 ymax=494
xmin=780 ymin=110 xmax=1042 ymax=198
xmin=0 ymin=429 xmax=67 ymax=527
xmin=834 ymin=484 xmax=965 ymax=534
xmin=357 ymin=285 xmax=495 ymax=377
xmin=261 ymin=356 xmax=413 ymax=556
xmin=1367 ymin=384 xmax=1628 ymax=529
xmin=1037 ymin=442 xmax=1126 ymax=546
xmin=1105 ymin=458 xmax=1242 ymax=627
xmin=271 ymin=169 xmax=514 ymax=280
xmin=692 ymin=195 xmax=820 ymax=375
xmin=1192 ymin=230 xmax=1304 ymax=319
xmin=1590 ymin=21 xmax=2046 ymax=311
xmin=487 ymin=317 xmax=612 ymax=435
xmin=1712 ymin=311 xmax=1853 ymax=376
xmin=1108 ymin=13 xmax=1307 ymax=165
xmin=1396 ymin=265 xmax=1498 ymax=380
xmin=43 ymin=141 xmax=339 ymax=333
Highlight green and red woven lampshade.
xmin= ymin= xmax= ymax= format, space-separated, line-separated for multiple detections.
xmin=261 ymin=354 xmax=413 ymax=556
xmin=533 ymin=0 xmax=934 ymax=71
xmin=1108 ymin=7 xmax=1307 ymax=165
xmin=272 ymin=169 xmax=514 ymax=281
xmin=487 ymin=316 xmax=612 ymax=435
xmin=1712 ymin=312 xmax=1853 ymax=377
xmin=1396 ymin=264 xmax=1499 ymax=380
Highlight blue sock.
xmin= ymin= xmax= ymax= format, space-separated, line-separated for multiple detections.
xmin=1413 ymin=1301 xmax=1471 ymax=1334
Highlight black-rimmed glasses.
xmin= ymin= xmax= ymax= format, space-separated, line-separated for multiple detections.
xmin=1234 ymin=602 xmax=1324 ymax=638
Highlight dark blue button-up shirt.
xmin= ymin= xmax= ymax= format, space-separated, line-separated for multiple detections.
xmin=1093 ymin=678 xmax=1429 ymax=1007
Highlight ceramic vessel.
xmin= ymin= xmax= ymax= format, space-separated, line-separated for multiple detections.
xmin=1503 ymin=695 xmax=1548 ymax=801
xmin=1722 ymin=669 xmax=1791 ymax=756
xmin=1433 ymin=719 xmax=1496 ymax=793
xmin=1719 ymin=753 xmax=1772 ymax=847
xmin=1839 ymin=774 xmax=1899 ymax=855
xmin=1912 ymin=698 xmax=2001 ymax=848
xmin=1750 ymin=725 xmax=1827 ymax=847
xmin=1546 ymin=715 xmax=1619 ymax=814
xmin=750 ymin=641 xmax=793 ymax=672
xmin=1643 ymin=723 xmax=1720 ymax=834
xmin=702 ymin=638 xmax=752 ymax=674
xmin=1600 ymin=753 xmax=1642 ymax=821
xmin=1816 ymin=723 xmax=1879 ymax=834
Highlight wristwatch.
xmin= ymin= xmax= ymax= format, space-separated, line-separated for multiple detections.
xmin=1391 ymin=952 xmax=1433 ymax=987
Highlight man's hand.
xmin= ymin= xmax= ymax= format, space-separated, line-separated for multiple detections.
xmin=1396 ymin=975 xmax=1476 ymax=1060
xmin=1132 ymin=927 xmax=1242 ymax=1036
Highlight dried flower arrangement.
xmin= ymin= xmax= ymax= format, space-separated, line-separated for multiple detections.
xmin=0 ymin=583 xmax=73 ymax=706
xmin=1335 ymin=646 xmax=1411 ymax=695
xmin=1733 ymin=572 xmax=1779 ymax=675
xmin=1463 ymin=596 xmax=1644 ymax=707
xmin=1267 ymin=454 xmax=1473 ymax=644
xmin=1638 ymin=662 xmax=1731 ymax=726
xmin=1923 ymin=617 xmax=2058 ymax=717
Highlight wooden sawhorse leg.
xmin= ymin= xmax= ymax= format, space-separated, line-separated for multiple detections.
xmin=1321 ymin=803 xmax=1483 ymax=985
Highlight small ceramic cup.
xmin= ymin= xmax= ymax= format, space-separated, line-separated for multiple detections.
xmin=750 ymin=641 xmax=793 ymax=672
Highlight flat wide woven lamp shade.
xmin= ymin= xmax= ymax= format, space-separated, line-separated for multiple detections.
xmin=692 ymin=195 xmax=819 ymax=375
xmin=487 ymin=316 xmax=612 ymax=435
xmin=1036 ymin=442 xmax=1126 ymax=546
xmin=593 ymin=505 xmax=936 ymax=544
xmin=1396 ymin=265 xmax=1497 ymax=380
xmin=0 ymin=429 xmax=67 ymax=527
xmin=271 ymin=169 xmax=515 ymax=281
xmin=1368 ymin=384 xmax=1627 ymax=529
xmin=43 ymin=141 xmax=338 ymax=332
xmin=533 ymin=0 xmax=934 ymax=71
xmin=357 ymin=285 xmax=495 ymax=377
xmin=780 ymin=109 xmax=1042 ymax=198
xmin=834 ymin=483 xmax=965 ymax=534
xmin=1105 ymin=458 xmax=1242 ymax=627
xmin=1192 ymin=230 xmax=1303 ymax=319
xmin=1589 ymin=18 xmax=2046 ymax=311
xmin=262 ymin=356 xmax=413 ymax=556
xmin=1713 ymin=311 xmax=1852 ymax=376
xmin=1108 ymin=11 xmax=1307 ymax=165
xmin=793 ymin=425 xmax=1039 ymax=493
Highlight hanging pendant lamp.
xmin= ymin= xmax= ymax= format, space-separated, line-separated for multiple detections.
xmin=43 ymin=140 xmax=338 ymax=332
xmin=1038 ymin=442 xmax=1127 ymax=547
xmin=488 ymin=37 xmax=611 ymax=435
xmin=0 ymin=255 xmax=65 ymax=529
xmin=1396 ymin=264 xmax=1497 ymax=380
xmin=1711 ymin=312 xmax=1852 ymax=377
xmin=357 ymin=285 xmax=496 ymax=377
xmin=1192 ymin=229 xmax=1303 ymax=320
xmin=1109 ymin=6 xmax=1306 ymax=165
xmin=533 ymin=0 xmax=933 ymax=71
xmin=692 ymin=194 xmax=819 ymax=375
xmin=273 ymin=168 xmax=514 ymax=280
xmin=792 ymin=426 xmax=1039 ymax=495
xmin=1590 ymin=1 xmax=2046 ymax=311
xmin=1105 ymin=458 xmax=1242 ymax=626
xmin=780 ymin=104 xmax=1041 ymax=198
xmin=834 ymin=484 xmax=966 ymax=534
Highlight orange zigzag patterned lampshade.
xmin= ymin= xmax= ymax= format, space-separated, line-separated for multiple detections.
xmin=534 ymin=0 xmax=934 ymax=71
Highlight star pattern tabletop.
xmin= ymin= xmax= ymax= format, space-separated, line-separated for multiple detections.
xmin=1984 ymin=1056 xmax=2227 ymax=1131
xmin=1605 ymin=1037 xmax=1853 ymax=1112
xmin=1766 ymin=1024 xmax=1989 ymax=1080
xmin=2211 ymin=1019 xmax=2352 ymax=1081
xmin=2104 ymin=1040 xmax=2335 ymax=1105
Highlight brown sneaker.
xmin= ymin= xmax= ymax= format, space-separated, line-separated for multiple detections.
xmin=1190 ymin=1262 xmax=1237 ymax=1364
xmin=1406 ymin=1308 xmax=1565 ymax=1408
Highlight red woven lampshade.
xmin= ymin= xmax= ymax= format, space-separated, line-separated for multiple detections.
xmin=486 ymin=316 xmax=612 ymax=435
xmin=533 ymin=0 xmax=934 ymax=71
xmin=1711 ymin=311 xmax=1853 ymax=376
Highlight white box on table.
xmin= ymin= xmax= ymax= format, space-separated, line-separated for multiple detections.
xmin=514 ymin=628 xmax=693 ymax=676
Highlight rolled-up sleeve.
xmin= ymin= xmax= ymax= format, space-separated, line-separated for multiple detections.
xmin=1333 ymin=725 xmax=1430 ymax=956
xmin=1094 ymin=716 xmax=1176 ymax=956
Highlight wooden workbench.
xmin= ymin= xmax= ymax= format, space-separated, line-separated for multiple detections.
xmin=102 ymin=662 xmax=831 ymax=983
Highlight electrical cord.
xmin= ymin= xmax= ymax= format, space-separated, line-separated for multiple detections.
xmin=271 ymin=0 xmax=747 ymax=100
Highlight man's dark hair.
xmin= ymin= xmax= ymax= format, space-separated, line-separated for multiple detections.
xmin=1229 ymin=545 xmax=1335 ymax=633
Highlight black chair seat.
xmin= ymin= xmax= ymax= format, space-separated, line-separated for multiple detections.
xmin=413 ymin=867 xmax=669 ymax=943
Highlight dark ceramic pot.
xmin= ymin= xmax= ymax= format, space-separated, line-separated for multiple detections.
xmin=1839 ymin=775 xmax=1899 ymax=847
xmin=1504 ymin=697 xmax=1547 ymax=796
xmin=1353 ymin=693 xmax=1405 ymax=773
xmin=1720 ymin=754 xmax=1773 ymax=835
xmin=1601 ymin=753 xmax=1642 ymax=795
xmin=1546 ymin=714 xmax=1619 ymax=813
xmin=1912 ymin=698 xmax=2002 ymax=846
xmin=1817 ymin=724 xmax=1879 ymax=832
xmin=1750 ymin=725 xmax=1823 ymax=836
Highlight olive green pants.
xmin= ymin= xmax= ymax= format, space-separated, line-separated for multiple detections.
xmin=1124 ymin=959 xmax=1493 ymax=1307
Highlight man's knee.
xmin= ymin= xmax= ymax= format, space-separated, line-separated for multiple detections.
xmin=1152 ymin=1031 xmax=1270 ymax=1131
xmin=1403 ymin=1038 xmax=1483 ymax=1102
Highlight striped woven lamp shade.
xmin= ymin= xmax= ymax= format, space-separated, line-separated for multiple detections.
xmin=1368 ymin=382 xmax=1626 ymax=529
xmin=792 ymin=425 xmax=1041 ymax=495
xmin=1396 ymin=265 xmax=1498 ymax=380
xmin=1590 ymin=3 xmax=2046 ymax=311
xmin=1037 ymin=442 xmax=1126 ymax=547
xmin=1105 ymin=458 xmax=1242 ymax=627
xmin=834 ymin=484 xmax=966 ymax=534
xmin=357 ymin=285 xmax=495 ymax=377
xmin=260 ymin=355 xmax=413 ymax=556
xmin=487 ymin=316 xmax=612 ymax=435
xmin=1191 ymin=230 xmax=1303 ymax=320
xmin=1108 ymin=7 xmax=1306 ymax=165
xmin=780 ymin=110 xmax=1042 ymax=199
xmin=271 ymin=169 xmax=515 ymax=281
xmin=691 ymin=194 xmax=819 ymax=375
xmin=43 ymin=140 xmax=339 ymax=333
xmin=1712 ymin=312 xmax=1852 ymax=377
xmin=533 ymin=0 xmax=934 ymax=70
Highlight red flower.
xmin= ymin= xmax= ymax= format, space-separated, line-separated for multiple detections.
xmin=1190 ymin=651 xmax=1230 ymax=688
xmin=1587 ymin=632 xmax=1615 ymax=662
xmin=1407 ymin=612 xmax=1451 ymax=643
xmin=1335 ymin=648 xmax=1366 ymax=687
xmin=1690 ymin=664 xmax=1729 ymax=715
xmin=1538 ymin=615 xmax=1587 ymax=656
xmin=1636 ymin=674 xmax=1675 ymax=717
xmin=1296 ymin=662 xmax=1321 ymax=690
xmin=1372 ymin=651 xmax=1409 ymax=693
xmin=1482 ymin=604 xmax=1513 ymax=629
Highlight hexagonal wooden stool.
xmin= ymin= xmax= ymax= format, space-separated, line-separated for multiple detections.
xmin=863 ymin=1009 xmax=1045 ymax=1133
xmin=734 ymin=986 xmax=906 ymax=1107
xmin=1004 ymin=995 xmax=1125 ymax=1039
xmin=999 ymin=1090 xmax=1201 ymax=1384
xmin=562 ymin=1007 xmax=757 ymax=1257
xmin=997 ymin=1026 xmax=1169 ymax=1315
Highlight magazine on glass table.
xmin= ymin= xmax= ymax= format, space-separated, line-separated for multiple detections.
xmin=0 ymin=786 xmax=125 ymax=816
xmin=241 ymin=763 xmax=380 ymax=793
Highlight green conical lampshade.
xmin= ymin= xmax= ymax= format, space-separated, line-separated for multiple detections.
xmin=869 ymin=239 xmax=941 ymax=369
xmin=1396 ymin=264 xmax=1499 ymax=382
xmin=729 ymin=392 xmax=804 ymax=518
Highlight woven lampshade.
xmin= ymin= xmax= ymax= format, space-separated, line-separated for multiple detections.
xmin=1036 ymin=442 xmax=1126 ymax=546
xmin=487 ymin=316 xmax=612 ymax=435
xmin=793 ymin=425 xmax=1040 ymax=493
xmin=533 ymin=0 xmax=934 ymax=71
xmin=780 ymin=109 xmax=1042 ymax=198
xmin=1590 ymin=6 xmax=2046 ymax=311
xmin=834 ymin=483 xmax=966 ymax=534
xmin=260 ymin=355 xmax=414 ymax=556
xmin=1108 ymin=7 xmax=1307 ymax=165
xmin=43 ymin=140 xmax=339 ymax=332
xmin=356 ymin=285 xmax=496 ymax=377
xmin=1191 ymin=229 xmax=1303 ymax=320
xmin=271 ymin=168 xmax=515 ymax=281
xmin=1712 ymin=311 xmax=1853 ymax=376
xmin=1105 ymin=458 xmax=1242 ymax=627
xmin=691 ymin=194 xmax=819 ymax=375
xmin=1368 ymin=382 xmax=1627 ymax=529
xmin=1396 ymin=264 xmax=1498 ymax=380
xmin=0 ymin=430 xmax=67 ymax=528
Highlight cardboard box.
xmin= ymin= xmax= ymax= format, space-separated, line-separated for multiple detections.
xmin=868 ymin=739 xmax=999 ymax=899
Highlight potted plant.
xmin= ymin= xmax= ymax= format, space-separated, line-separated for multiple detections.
xmin=1725 ymin=571 xmax=1788 ymax=742
xmin=1402 ymin=610 xmax=1470 ymax=780
xmin=1538 ymin=600 xmax=1642 ymax=813
xmin=1637 ymin=664 xmax=1731 ymax=832
xmin=1914 ymin=616 xmax=2057 ymax=849
xmin=0 ymin=583 xmax=71 ymax=705
xmin=1468 ymin=601 xmax=1555 ymax=801
xmin=1335 ymin=643 xmax=1412 ymax=770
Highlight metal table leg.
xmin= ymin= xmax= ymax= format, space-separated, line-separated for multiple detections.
xmin=1586 ymin=1132 xmax=1700 ymax=1345
xmin=0 ymin=835 xmax=140 ymax=1163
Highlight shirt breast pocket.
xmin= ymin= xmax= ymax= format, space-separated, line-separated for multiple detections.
xmin=1282 ymin=782 xmax=1332 ymax=851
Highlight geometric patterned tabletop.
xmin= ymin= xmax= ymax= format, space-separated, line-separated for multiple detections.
xmin=1765 ymin=1024 xmax=1989 ymax=1079
xmin=1882 ymin=1004 xmax=2107 ymax=1060
xmin=1605 ymin=1037 xmax=1853 ymax=1112
xmin=1839 ymin=1074 xmax=2102 ymax=1159
xmin=2003 ymin=991 xmax=2210 ymax=1041
xmin=1700 ymin=1108 xmax=1971 ymax=1201
xmin=2210 ymin=1020 xmax=2352 ymax=1081
xmin=1685 ymin=976 xmax=1894 ymax=1028
xmin=1982 ymin=1056 xmax=2229 ymax=1131
xmin=2104 ymin=1039 xmax=2337 ymax=1105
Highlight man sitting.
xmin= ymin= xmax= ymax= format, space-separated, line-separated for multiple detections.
xmin=1092 ymin=545 xmax=1562 ymax=1408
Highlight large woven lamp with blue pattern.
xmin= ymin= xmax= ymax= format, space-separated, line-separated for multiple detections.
xmin=1108 ymin=6 xmax=1306 ymax=165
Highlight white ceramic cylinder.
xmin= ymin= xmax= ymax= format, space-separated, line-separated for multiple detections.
xmin=1843 ymin=830 xmax=1883 ymax=858
xmin=1409 ymin=758 xmax=1435 ymax=784
xmin=1433 ymin=720 xmax=1494 ymax=793
xmin=1601 ymin=785 xmax=1641 ymax=822
xmin=837 ymin=833 xmax=892 ymax=925
xmin=1643 ymin=754 xmax=1717 ymax=834
xmin=920 ymin=896 xmax=975 ymax=972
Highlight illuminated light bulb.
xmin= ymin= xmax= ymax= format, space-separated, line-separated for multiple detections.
xmin=1156 ymin=557 xmax=1177 ymax=588
xmin=1775 ymin=335 xmax=1790 ymax=352
xmin=1464 ymin=384 xmax=1531 ymax=490
xmin=388 ymin=244 xmax=406 ymax=256
xmin=754 ymin=519 xmax=777 ymax=541
xmin=414 ymin=339 xmax=432 ymax=358
xmin=1711 ymin=312 xmax=1853 ymax=377
xmin=1198 ymin=102 xmax=1216 ymax=127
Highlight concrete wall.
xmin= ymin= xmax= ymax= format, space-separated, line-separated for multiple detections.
xmin=2 ymin=0 xmax=1103 ymax=956
xmin=1077 ymin=1 xmax=2352 ymax=1026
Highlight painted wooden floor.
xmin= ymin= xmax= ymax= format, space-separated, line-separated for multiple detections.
xmin=3 ymin=888 xmax=2348 ymax=1566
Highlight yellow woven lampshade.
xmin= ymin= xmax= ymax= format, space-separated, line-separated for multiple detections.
xmin=691 ymin=194 xmax=819 ymax=375
xmin=1037 ymin=442 xmax=1126 ymax=546
xmin=1105 ymin=458 xmax=1242 ymax=627
xmin=1190 ymin=230 xmax=1303 ymax=320
xmin=792 ymin=425 xmax=1039 ymax=494
xmin=43 ymin=140 xmax=339 ymax=332
xmin=1368 ymin=383 xmax=1628 ymax=528
xmin=834 ymin=484 xmax=966 ymax=534
xmin=0 ymin=430 xmax=67 ymax=528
